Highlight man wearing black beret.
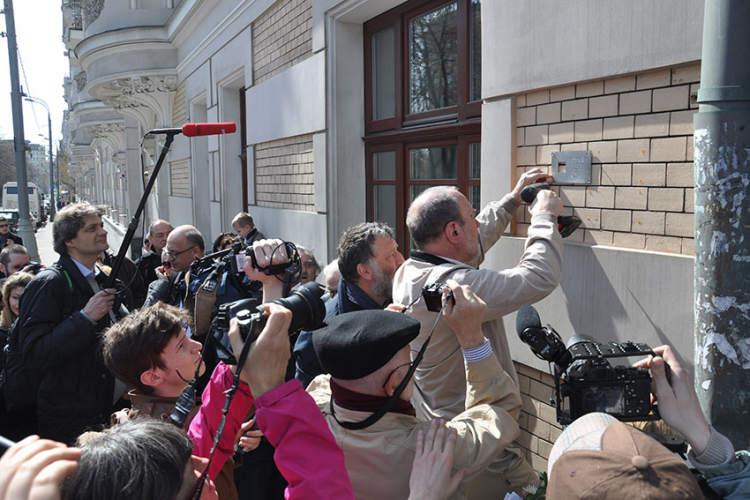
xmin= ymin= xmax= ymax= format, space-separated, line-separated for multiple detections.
xmin=307 ymin=280 xmax=524 ymax=500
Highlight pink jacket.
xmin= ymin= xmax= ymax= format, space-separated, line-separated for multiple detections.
xmin=187 ymin=363 xmax=254 ymax=480
xmin=187 ymin=365 xmax=354 ymax=499
xmin=255 ymin=379 xmax=354 ymax=500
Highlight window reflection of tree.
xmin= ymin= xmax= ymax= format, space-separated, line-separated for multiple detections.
xmin=409 ymin=2 xmax=458 ymax=114
xmin=410 ymin=146 xmax=457 ymax=180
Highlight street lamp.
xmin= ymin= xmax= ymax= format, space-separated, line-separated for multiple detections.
xmin=24 ymin=95 xmax=56 ymax=220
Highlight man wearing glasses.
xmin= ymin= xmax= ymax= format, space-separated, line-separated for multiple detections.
xmin=0 ymin=216 xmax=23 ymax=248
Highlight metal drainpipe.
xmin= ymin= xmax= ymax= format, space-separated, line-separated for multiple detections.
xmin=694 ymin=0 xmax=750 ymax=450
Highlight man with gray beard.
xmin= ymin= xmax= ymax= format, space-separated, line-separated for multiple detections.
xmin=294 ymin=222 xmax=405 ymax=387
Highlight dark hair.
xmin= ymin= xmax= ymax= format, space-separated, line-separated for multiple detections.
xmin=184 ymin=228 xmax=205 ymax=253
xmin=212 ymin=232 xmax=240 ymax=253
xmin=52 ymin=204 xmax=105 ymax=256
xmin=337 ymin=222 xmax=395 ymax=285
xmin=0 ymin=244 xmax=29 ymax=268
xmin=61 ymin=418 xmax=193 ymax=500
xmin=406 ymin=186 xmax=464 ymax=249
xmin=102 ymin=303 xmax=189 ymax=394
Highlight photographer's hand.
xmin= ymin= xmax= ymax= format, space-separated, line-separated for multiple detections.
xmin=511 ymin=167 xmax=552 ymax=204
xmin=242 ymin=239 xmax=289 ymax=301
xmin=440 ymin=279 xmax=486 ymax=349
xmin=408 ymin=420 xmax=465 ymax=500
xmin=228 ymin=303 xmax=292 ymax=397
xmin=0 ymin=435 xmax=81 ymax=500
xmin=634 ymin=345 xmax=711 ymax=455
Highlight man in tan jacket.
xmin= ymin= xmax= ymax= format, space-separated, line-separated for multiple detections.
xmin=307 ymin=280 xmax=525 ymax=500
xmin=392 ymin=168 xmax=564 ymax=497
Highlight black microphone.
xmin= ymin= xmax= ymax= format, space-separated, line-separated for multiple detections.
xmin=147 ymin=127 xmax=182 ymax=135
xmin=516 ymin=305 xmax=543 ymax=339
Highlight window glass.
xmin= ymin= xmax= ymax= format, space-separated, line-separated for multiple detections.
xmin=469 ymin=0 xmax=482 ymax=102
xmin=373 ymin=151 xmax=396 ymax=180
xmin=374 ymin=185 xmax=397 ymax=230
xmin=408 ymin=2 xmax=458 ymax=114
xmin=409 ymin=145 xmax=457 ymax=180
xmin=469 ymin=185 xmax=481 ymax=213
xmin=469 ymin=142 xmax=481 ymax=179
xmin=372 ymin=27 xmax=396 ymax=120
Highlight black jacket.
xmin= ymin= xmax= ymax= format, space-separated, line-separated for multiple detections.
xmin=0 ymin=232 xmax=23 ymax=248
xmin=18 ymin=256 xmax=120 ymax=444
xmin=135 ymin=249 xmax=162 ymax=288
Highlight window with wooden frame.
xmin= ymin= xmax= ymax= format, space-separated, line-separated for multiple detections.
xmin=364 ymin=0 xmax=482 ymax=251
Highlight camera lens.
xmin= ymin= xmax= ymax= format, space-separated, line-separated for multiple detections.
xmin=273 ymin=281 xmax=326 ymax=333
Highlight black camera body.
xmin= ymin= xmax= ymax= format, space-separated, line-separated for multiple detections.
xmin=516 ymin=305 xmax=667 ymax=425
xmin=211 ymin=281 xmax=327 ymax=364
xmin=421 ymin=282 xmax=455 ymax=312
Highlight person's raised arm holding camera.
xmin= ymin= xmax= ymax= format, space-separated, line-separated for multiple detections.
xmin=635 ymin=345 xmax=735 ymax=470
xmin=227 ymin=303 xmax=354 ymax=500
xmin=243 ymin=238 xmax=290 ymax=302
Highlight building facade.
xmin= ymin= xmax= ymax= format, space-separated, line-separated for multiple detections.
xmin=61 ymin=0 xmax=704 ymax=468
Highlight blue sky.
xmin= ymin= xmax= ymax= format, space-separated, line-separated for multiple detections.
xmin=1 ymin=1 xmax=68 ymax=147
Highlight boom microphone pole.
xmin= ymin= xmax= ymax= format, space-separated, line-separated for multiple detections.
xmin=106 ymin=123 xmax=237 ymax=288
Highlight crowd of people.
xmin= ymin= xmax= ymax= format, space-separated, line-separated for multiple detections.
xmin=0 ymin=169 xmax=747 ymax=499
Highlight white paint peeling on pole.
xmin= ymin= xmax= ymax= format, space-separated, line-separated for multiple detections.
xmin=693 ymin=0 xmax=750 ymax=450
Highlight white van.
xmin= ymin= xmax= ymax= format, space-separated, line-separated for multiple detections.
xmin=2 ymin=182 xmax=44 ymax=227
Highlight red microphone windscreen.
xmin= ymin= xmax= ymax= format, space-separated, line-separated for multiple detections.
xmin=181 ymin=122 xmax=237 ymax=137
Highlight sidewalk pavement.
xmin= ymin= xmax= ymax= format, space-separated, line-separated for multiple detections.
xmin=35 ymin=223 xmax=57 ymax=266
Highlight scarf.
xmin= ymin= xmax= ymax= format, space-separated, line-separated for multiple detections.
xmin=329 ymin=379 xmax=416 ymax=417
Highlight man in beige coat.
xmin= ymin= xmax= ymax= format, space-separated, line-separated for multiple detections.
xmin=307 ymin=281 xmax=524 ymax=499
xmin=392 ymin=168 xmax=564 ymax=497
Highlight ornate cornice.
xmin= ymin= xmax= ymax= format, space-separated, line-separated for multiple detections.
xmin=83 ymin=0 xmax=104 ymax=28
xmin=110 ymin=75 xmax=179 ymax=96
xmin=82 ymin=123 xmax=125 ymax=138
xmin=74 ymin=71 xmax=87 ymax=93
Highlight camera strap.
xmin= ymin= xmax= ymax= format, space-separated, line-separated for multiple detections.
xmin=410 ymin=251 xmax=453 ymax=267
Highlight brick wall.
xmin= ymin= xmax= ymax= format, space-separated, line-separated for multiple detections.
xmin=254 ymin=134 xmax=315 ymax=211
xmin=252 ymin=0 xmax=312 ymax=85
xmin=170 ymin=158 xmax=190 ymax=197
xmin=515 ymin=64 xmax=699 ymax=255
xmin=514 ymin=361 xmax=561 ymax=472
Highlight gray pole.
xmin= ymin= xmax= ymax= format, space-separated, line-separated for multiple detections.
xmin=3 ymin=0 xmax=39 ymax=262
xmin=694 ymin=0 xmax=750 ymax=450
xmin=25 ymin=96 xmax=56 ymax=220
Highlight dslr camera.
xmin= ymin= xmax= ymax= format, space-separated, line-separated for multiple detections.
xmin=421 ymin=282 xmax=455 ymax=312
xmin=516 ymin=305 xmax=669 ymax=425
xmin=211 ymin=281 xmax=327 ymax=364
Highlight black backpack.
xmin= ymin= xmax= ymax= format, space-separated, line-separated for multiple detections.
xmin=2 ymin=266 xmax=74 ymax=412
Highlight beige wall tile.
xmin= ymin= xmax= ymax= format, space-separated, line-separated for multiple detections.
xmin=603 ymin=116 xmax=635 ymax=140
xmin=605 ymin=75 xmax=636 ymax=94
xmin=562 ymin=99 xmax=588 ymax=121
xmin=648 ymin=188 xmax=685 ymax=212
xmin=616 ymin=187 xmax=647 ymax=209
xmin=588 ymin=141 xmax=617 ymax=163
xmin=537 ymin=102 xmax=562 ymax=124
xmin=620 ymin=90 xmax=651 ymax=115
xmin=527 ymin=90 xmax=551 ymax=106
xmin=637 ymin=69 xmax=671 ymax=90
xmin=601 ymin=164 xmax=632 ymax=185
xmin=633 ymin=211 xmax=665 ymax=234
xmin=632 ymin=163 xmax=666 ymax=187
xmin=574 ymin=119 xmax=603 ymax=141
xmin=672 ymin=63 xmax=701 ymax=85
xmin=586 ymin=186 xmax=615 ymax=208
xmin=634 ymin=113 xmax=670 ymax=137
xmin=614 ymin=232 xmax=646 ymax=249
xmin=653 ymin=85 xmax=690 ymax=112
xmin=576 ymin=81 xmax=604 ymax=97
xmin=589 ymin=95 xmax=619 ymax=118
xmin=617 ymin=139 xmax=650 ymax=162
xmin=550 ymin=85 xmax=575 ymax=102
xmin=646 ymin=235 xmax=683 ymax=254
xmin=602 ymin=209 xmax=632 ymax=231
xmin=667 ymin=162 xmax=694 ymax=187
xmin=666 ymin=212 xmax=694 ymax=237
xmin=549 ymin=122 xmax=574 ymax=144
xmin=651 ymin=137 xmax=687 ymax=162
xmin=517 ymin=107 xmax=536 ymax=126
xmin=525 ymin=125 xmax=549 ymax=145
xmin=670 ymin=110 xmax=697 ymax=135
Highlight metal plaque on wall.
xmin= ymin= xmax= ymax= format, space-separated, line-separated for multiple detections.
xmin=551 ymin=151 xmax=592 ymax=184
